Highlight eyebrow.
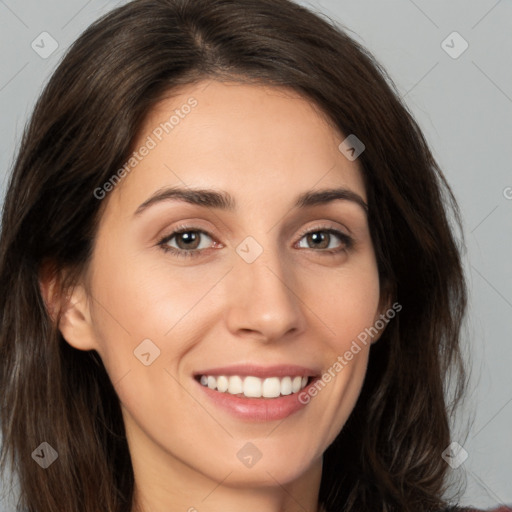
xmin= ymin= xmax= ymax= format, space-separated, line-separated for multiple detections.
xmin=134 ymin=186 xmax=368 ymax=216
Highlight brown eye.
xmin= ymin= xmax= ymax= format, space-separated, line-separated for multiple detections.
xmin=297 ymin=228 xmax=353 ymax=252
xmin=158 ymin=228 xmax=217 ymax=258
xmin=172 ymin=231 xmax=202 ymax=250
xmin=305 ymin=231 xmax=330 ymax=249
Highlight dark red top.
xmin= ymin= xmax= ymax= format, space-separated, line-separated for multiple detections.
xmin=465 ymin=507 xmax=512 ymax=512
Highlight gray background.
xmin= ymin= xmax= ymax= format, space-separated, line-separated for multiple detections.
xmin=0 ymin=0 xmax=511 ymax=510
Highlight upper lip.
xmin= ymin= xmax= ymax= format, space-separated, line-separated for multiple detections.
xmin=194 ymin=364 xmax=320 ymax=379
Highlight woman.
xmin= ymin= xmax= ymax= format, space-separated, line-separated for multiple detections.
xmin=0 ymin=0 xmax=505 ymax=511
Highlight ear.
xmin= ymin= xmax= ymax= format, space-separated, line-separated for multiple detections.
xmin=39 ymin=262 xmax=98 ymax=352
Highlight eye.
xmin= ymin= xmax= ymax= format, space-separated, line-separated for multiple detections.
xmin=296 ymin=227 xmax=353 ymax=254
xmin=157 ymin=226 xmax=218 ymax=258
xmin=157 ymin=224 xmax=354 ymax=259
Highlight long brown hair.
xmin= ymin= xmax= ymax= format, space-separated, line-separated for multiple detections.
xmin=0 ymin=0 xmax=469 ymax=510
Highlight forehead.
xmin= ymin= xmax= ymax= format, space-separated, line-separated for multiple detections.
xmin=106 ymin=80 xmax=366 ymax=218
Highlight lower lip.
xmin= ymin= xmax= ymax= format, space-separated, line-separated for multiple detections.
xmin=196 ymin=379 xmax=315 ymax=422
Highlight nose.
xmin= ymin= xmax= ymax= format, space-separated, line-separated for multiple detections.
xmin=224 ymin=243 xmax=306 ymax=343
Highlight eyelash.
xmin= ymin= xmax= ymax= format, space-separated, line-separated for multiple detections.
xmin=157 ymin=223 xmax=354 ymax=259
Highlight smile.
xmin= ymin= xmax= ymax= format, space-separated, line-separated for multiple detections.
xmin=197 ymin=375 xmax=310 ymax=398
xmin=193 ymin=364 xmax=320 ymax=421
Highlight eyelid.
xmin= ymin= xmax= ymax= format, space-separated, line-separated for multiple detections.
xmin=295 ymin=221 xmax=350 ymax=239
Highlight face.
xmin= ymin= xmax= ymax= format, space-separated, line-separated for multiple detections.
xmin=60 ymin=80 xmax=386 ymax=498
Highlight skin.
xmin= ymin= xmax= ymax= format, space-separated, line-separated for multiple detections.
xmin=49 ymin=80 xmax=389 ymax=512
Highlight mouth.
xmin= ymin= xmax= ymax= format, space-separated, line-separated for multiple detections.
xmin=194 ymin=374 xmax=313 ymax=399
xmin=192 ymin=364 xmax=321 ymax=421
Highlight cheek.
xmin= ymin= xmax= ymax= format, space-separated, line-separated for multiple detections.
xmin=303 ymin=254 xmax=381 ymax=347
xmin=85 ymin=244 xmax=213 ymax=376
xmin=301 ymin=260 xmax=380 ymax=422
xmin=92 ymin=231 xmax=194 ymax=321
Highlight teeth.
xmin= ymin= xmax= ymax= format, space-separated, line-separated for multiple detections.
xmin=243 ymin=376 xmax=262 ymax=397
xmin=262 ymin=377 xmax=280 ymax=398
xmin=198 ymin=375 xmax=311 ymax=398
xmin=280 ymin=376 xmax=292 ymax=396
xmin=228 ymin=375 xmax=243 ymax=394
xmin=216 ymin=375 xmax=229 ymax=393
